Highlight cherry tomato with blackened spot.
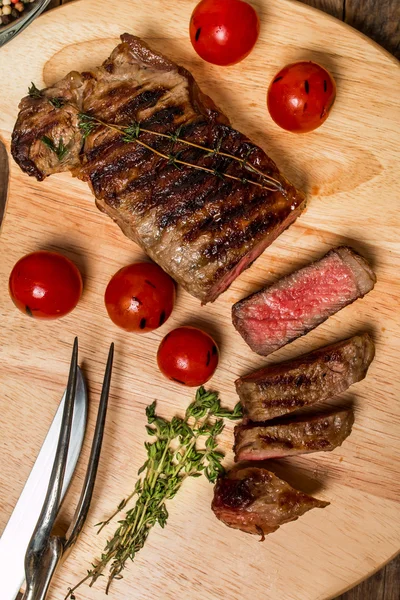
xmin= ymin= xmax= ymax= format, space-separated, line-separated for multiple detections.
xmin=105 ymin=262 xmax=175 ymax=333
xmin=189 ymin=0 xmax=260 ymax=66
xmin=8 ymin=251 xmax=83 ymax=319
xmin=157 ymin=326 xmax=219 ymax=386
xmin=267 ymin=61 xmax=336 ymax=133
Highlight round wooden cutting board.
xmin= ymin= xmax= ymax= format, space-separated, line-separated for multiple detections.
xmin=0 ymin=1 xmax=399 ymax=599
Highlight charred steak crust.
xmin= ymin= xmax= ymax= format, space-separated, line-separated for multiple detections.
xmin=233 ymin=409 xmax=355 ymax=461
xmin=212 ymin=467 xmax=329 ymax=536
xmin=235 ymin=333 xmax=375 ymax=421
xmin=232 ymin=246 xmax=376 ymax=354
xmin=11 ymin=84 xmax=83 ymax=181
xmin=11 ymin=34 xmax=305 ymax=304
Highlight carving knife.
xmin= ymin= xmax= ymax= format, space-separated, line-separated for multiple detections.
xmin=0 ymin=367 xmax=87 ymax=599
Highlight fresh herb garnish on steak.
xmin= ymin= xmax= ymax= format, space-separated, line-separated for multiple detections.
xmin=28 ymin=82 xmax=42 ymax=99
xmin=41 ymin=136 xmax=68 ymax=161
xmin=76 ymin=111 xmax=282 ymax=191
xmin=12 ymin=35 xmax=305 ymax=303
xmin=66 ymin=387 xmax=242 ymax=597
xmin=35 ymin=88 xmax=283 ymax=191
xmin=48 ymin=96 xmax=65 ymax=109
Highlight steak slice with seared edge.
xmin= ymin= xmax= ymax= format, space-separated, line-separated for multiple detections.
xmin=232 ymin=247 xmax=376 ymax=354
xmin=235 ymin=333 xmax=374 ymax=421
xmin=11 ymin=34 xmax=305 ymax=304
xmin=234 ymin=409 xmax=354 ymax=461
xmin=212 ymin=466 xmax=329 ymax=536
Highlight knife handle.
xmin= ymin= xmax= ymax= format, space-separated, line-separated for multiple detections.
xmin=22 ymin=537 xmax=63 ymax=600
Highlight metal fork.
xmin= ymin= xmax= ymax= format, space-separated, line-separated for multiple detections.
xmin=22 ymin=338 xmax=114 ymax=600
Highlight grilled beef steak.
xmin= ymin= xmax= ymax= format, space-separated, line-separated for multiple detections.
xmin=212 ymin=467 xmax=329 ymax=536
xmin=11 ymin=34 xmax=305 ymax=304
xmin=236 ymin=333 xmax=374 ymax=421
xmin=232 ymin=246 xmax=376 ymax=354
xmin=234 ymin=409 xmax=354 ymax=461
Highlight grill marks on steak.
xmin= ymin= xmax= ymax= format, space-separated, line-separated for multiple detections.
xmin=232 ymin=246 xmax=376 ymax=354
xmin=11 ymin=79 xmax=84 ymax=181
xmin=235 ymin=333 xmax=375 ymax=421
xmin=214 ymin=337 xmax=370 ymax=536
xmin=221 ymin=262 xmax=374 ymax=536
xmin=234 ymin=409 xmax=354 ymax=461
xmin=212 ymin=467 xmax=329 ymax=536
xmin=11 ymin=34 xmax=305 ymax=304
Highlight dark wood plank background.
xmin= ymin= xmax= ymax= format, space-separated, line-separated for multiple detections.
xmin=301 ymin=0 xmax=400 ymax=58
xmin=43 ymin=1 xmax=400 ymax=598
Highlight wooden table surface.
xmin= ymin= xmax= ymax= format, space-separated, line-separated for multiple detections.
xmin=17 ymin=1 xmax=400 ymax=598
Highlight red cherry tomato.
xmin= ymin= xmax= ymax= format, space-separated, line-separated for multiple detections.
xmin=8 ymin=251 xmax=82 ymax=319
xmin=267 ymin=61 xmax=336 ymax=133
xmin=189 ymin=0 xmax=260 ymax=66
xmin=105 ymin=262 xmax=175 ymax=333
xmin=157 ymin=326 xmax=219 ymax=386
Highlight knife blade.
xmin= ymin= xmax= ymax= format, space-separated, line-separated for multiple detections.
xmin=0 ymin=367 xmax=87 ymax=600
xmin=0 ymin=139 xmax=8 ymax=231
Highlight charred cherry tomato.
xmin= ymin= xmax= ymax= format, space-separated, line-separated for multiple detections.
xmin=105 ymin=262 xmax=175 ymax=333
xmin=8 ymin=251 xmax=82 ymax=319
xmin=190 ymin=0 xmax=260 ymax=66
xmin=267 ymin=61 xmax=336 ymax=133
xmin=157 ymin=326 xmax=219 ymax=386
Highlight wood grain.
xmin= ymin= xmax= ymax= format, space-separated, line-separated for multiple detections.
xmin=298 ymin=0 xmax=344 ymax=19
xmin=345 ymin=0 xmax=400 ymax=59
xmin=338 ymin=567 xmax=386 ymax=600
xmin=337 ymin=556 xmax=400 ymax=600
xmin=296 ymin=3 xmax=400 ymax=597
xmin=1 ymin=1 xmax=399 ymax=600
xmin=382 ymin=557 xmax=400 ymax=600
xmin=299 ymin=0 xmax=400 ymax=58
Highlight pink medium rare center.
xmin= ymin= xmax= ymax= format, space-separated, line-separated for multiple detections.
xmin=242 ymin=254 xmax=357 ymax=345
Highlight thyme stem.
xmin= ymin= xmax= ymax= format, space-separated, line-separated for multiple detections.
xmin=28 ymin=81 xmax=285 ymax=192
xmin=78 ymin=113 xmax=283 ymax=192
xmin=65 ymin=387 xmax=242 ymax=598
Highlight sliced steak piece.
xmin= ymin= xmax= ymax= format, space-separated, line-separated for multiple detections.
xmin=232 ymin=246 xmax=376 ymax=354
xmin=234 ymin=409 xmax=354 ymax=461
xmin=235 ymin=333 xmax=374 ymax=421
xmin=212 ymin=466 xmax=329 ymax=536
xmin=11 ymin=34 xmax=305 ymax=304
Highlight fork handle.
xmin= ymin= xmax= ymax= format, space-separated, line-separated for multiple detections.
xmin=22 ymin=537 xmax=63 ymax=600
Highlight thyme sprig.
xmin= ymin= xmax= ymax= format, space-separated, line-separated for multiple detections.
xmin=28 ymin=83 xmax=63 ymax=108
xmin=49 ymin=97 xmax=65 ymax=109
xmin=28 ymin=81 xmax=284 ymax=192
xmin=28 ymin=82 xmax=42 ymax=99
xmin=41 ymin=135 xmax=68 ymax=161
xmin=66 ymin=387 xmax=242 ymax=598
xmin=78 ymin=113 xmax=98 ymax=138
xmin=77 ymin=112 xmax=283 ymax=192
